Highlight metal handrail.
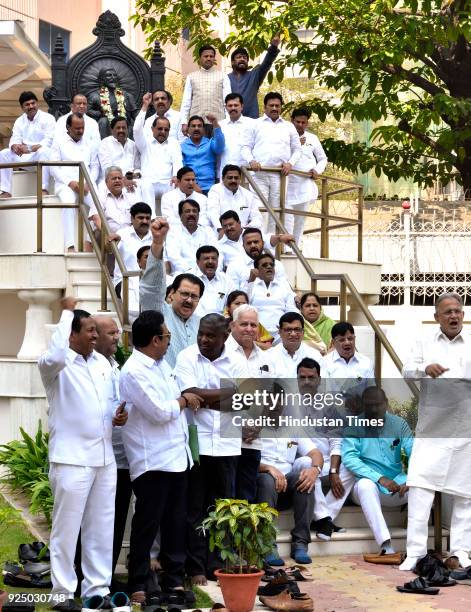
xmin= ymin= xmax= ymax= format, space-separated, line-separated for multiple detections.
xmin=0 ymin=160 xmax=137 ymax=339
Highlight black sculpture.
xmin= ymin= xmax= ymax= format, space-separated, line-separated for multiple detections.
xmin=44 ymin=10 xmax=165 ymax=137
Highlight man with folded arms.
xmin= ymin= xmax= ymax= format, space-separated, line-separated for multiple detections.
xmin=38 ymin=297 xmax=126 ymax=610
xmin=120 ymin=309 xmax=201 ymax=604
xmin=342 ymin=386 xmax=413 ymax=564
xmin=173 ymin=314 xmax=247 ymax=585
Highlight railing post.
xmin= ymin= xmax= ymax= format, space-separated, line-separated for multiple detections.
xmin=279 ymin=173 xmax=287 ymax=258
xmin=36 ymin=163 xmax=43 ymax=253
xmin=403 ymin=204 xmax=411 ymax=307
xmin=434 ymin=492 xmax=443 ymax=554
xmin=340 ymin=278 xmax=347 ymax=321
xmin=100 ymin=229 xmax=108 ymax=312
xmin=374 ymin=333 xmax=382 ymax=383
xmin=311 ymin=278 xmax=317 ymax=294
xmin=357 ymin=186 xmax=363 ymax=262
xmin=320 ymin=177 xmax=329 ymax=258
xmin=78 ymin=168 xmax=84 ymax=252
xmin=122 ymin=276 xmax=129 ymax=331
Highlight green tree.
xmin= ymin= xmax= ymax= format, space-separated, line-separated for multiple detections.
xmin=133 ymin=0 xmax=471 ymax=194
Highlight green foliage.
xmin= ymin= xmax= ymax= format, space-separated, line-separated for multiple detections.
xmin=200 ymin=498 xmax=278 ymax=573
xmin=0 ymin=422 xmax=53 ymax=525
xmin=133 ymin=0 xmax=471 ymax=191
xmin=114 ymin=343 xmax=132 ymax=368
xmin=0 ymin=501 xmax=21 ymax=538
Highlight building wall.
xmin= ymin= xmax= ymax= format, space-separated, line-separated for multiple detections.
xmin=0 ymin=0 xmax=37 ymax=41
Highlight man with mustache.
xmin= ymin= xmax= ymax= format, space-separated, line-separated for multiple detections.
xmin=228 ymin=37 xmax=281 ymax=119
xmin=161 ymin=166 xmax=210 ymax=227
xmin=98 ymin=116 xmax=140 ymax=187
xmin=144 ymin=90 xmax=184 ymax=143
xmin=181 ymin=114 xmax=225 ymax=194
xmin=218 ymin=94 xmax=254 ymax=175
xmin=110 ymin=202 xmax=153 ymax=291
xmin=192 ymin=245 xmax=234 ymax=316
xmin=164 ymin=199 xmax=217 ymax=275
xmin=226 ymin=227 xmax=288 ymax=291
xmin=140 ymin=218 xmax=205 ymax=368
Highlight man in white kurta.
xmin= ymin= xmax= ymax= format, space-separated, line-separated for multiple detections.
xmin=50 ymin=113 xmax=100 ymax=251
xmin=53 ymin=93 xmax=100 ymax=147
xmin=38 ymin=298 xmax=124 ymax=607
xmin=192 ymin=245 xmax=234 ymax=316
xmin=218 ymin=94 xmax=253 ymax=176
xmin=286 ymin=108 xmax=327 ymax=247
xmin=207 ymin=164 xmax=263 ymax=232
xmin=160 ymin=166 xmax=210 ymax=227
xmin=98 ymin=117 xmax=140 ymax=181
xmin=144 ymin=90 xmax=184 ymax=143
xmin=0 ymin=91 xmax=55 ymax=197
xmin=401 ymin=292 xmax=471 ymax=570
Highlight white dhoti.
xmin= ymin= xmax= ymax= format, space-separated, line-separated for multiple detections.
xmin=49 ymin=462 xmax=116 ymax=599
xmin=0 ymin=147 xmax=51 ymax=194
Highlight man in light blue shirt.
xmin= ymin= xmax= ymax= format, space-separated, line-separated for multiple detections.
xmin=342 ymin=386 xmax=413 ymax=562
xmin=181 ymin=114 xmax=225 ymax=194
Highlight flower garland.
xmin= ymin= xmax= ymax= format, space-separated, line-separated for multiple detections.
xmin=99 ymin=86 xmax=126 ymax=122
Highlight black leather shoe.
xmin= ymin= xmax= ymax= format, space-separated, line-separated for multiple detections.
xmin=52 ymin=599 xmax=81 ymax=612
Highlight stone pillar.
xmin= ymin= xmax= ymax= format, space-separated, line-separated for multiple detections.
xmin=346 ymin=294 xmax=380 ymax=326
xmin=17 ymin=289 xmax=62 ymax=359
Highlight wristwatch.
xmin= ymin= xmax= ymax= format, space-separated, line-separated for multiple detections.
xmin=329 ymin=468 xmax=338 ymax=474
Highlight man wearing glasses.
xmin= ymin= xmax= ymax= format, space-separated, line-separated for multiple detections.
xmin=140 ymin=218 xmax=205 ymax=367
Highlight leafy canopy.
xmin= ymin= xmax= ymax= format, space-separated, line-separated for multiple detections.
xmin=133 ymin=0 xmax=471 ymax=191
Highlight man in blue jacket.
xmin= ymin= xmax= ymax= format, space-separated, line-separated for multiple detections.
xmin=342 ymin=386 xmax=414 ymax=563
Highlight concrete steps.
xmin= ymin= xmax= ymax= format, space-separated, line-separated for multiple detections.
xmin=65 ymin=253 xmax=118 ymax=316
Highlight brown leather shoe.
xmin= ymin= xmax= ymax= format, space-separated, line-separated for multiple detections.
xmin=363 ymin=551 xmax=404 ymax=565
xmin=260 ymin=588 xmax=314 ymax=611
xmin=444 ymin=555 xmax=461 ymax=570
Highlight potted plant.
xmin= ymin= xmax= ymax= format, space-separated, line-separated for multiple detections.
xmin=201 ymin=498 xmax=278 ymax=612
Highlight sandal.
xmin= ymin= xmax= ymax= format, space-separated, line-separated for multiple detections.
xmin=396 ymin=577 xmax=440 ymax=595
xmin=285 ymin=565 xmax=314 ymax=581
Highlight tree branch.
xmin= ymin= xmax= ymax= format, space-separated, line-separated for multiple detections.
xmin=398 ymin=118 xmax=456 ymax=162
xmin=383 ymin=63 xmax=445 ymax=96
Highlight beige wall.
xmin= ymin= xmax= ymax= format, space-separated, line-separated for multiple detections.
xmin=0 ymin=0 xmax=37 ymax=41
xmin=37 ymin=0 xmax=102 ymax=56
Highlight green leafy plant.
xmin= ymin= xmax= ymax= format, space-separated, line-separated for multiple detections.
xmin=200 ymin=498 xmax=278 ymax=573
xmin=114 ymin=344 xmax=132 ymax=368
xmin=0 ymin=422 xmax=53 ymax=525
xmin=0 ymin=502 xmax=21 ymax=538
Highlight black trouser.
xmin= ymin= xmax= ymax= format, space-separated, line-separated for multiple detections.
xmin=236 ymin=448 xmax=261 ymax=502
xmin=128 ymin=470 xmax=188 ymax=593
xmin=186 ymin=455 xmax=237 ymax=577
xmin=112 ymin=468 xmax=133 ymax=573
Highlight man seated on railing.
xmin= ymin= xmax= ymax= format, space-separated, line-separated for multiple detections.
xmin=54 ymin=93 xmax=100 ymax=148
xmin=226 ymin=227 xmax=290 ymax=291
xmin=50 ymin=112 xmax=100 ymax=252
xmin=286 ymin=108 xmax=327 ymax=248
xmin=207 ymin=164 xmax=262 ymax=233
xmin=134 ymin=93 xmax=183 ymax=212
xmin=161 ymin=166 xmax=210 ymax=227
xmin=98 ymin=117 xmax=140 ymax=185
xmin=110 ymin=202 xmax=152 ymax=293
xmin=140 ymin=218 xmax=204 ymax=368
xmin=217 ymin=211 xmax=292 ymax=270
xmin=164 ymin=199 xmax=218 ymax=276
xmin=241 ymin=92 xmax=301 ymax=234
xmin=342 ymin=386 xmax=413 ymax=564
xmin=0 ymin=91 xmax=55 ymax=199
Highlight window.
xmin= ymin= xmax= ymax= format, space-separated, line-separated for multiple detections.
xmin=39 ymin=20 xmax=70 ymax=60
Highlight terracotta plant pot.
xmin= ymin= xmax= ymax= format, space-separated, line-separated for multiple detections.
xmin=215 ymin=568 xmax=264 ymax=612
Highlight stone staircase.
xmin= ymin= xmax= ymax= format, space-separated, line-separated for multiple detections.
xmin=65 ymin=253 xmax=118 ymax=316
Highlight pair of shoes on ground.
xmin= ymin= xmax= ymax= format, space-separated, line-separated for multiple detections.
xmin=265 ymin=547 xmax=312 ymax=567
xmin=259 ymin=589 xmax=314 ymax=611
xmin=2 ymin=561 xmax=52 ymax=589
xmin=130 ymin=588 xmax=195 ymax=610
xmin=310 ymin=516 xmax=346 ymax=542
xmin=82 ymin=592 xmax=131 ymax=612
xmin=262 ymin=566 xmax=314 ymax=584
xmin=18 ymin=542 xmax=50 ymax=563
xmin=396 ymin=575 xmax=456 ymax=595
xmin=363 ymin=550 xmax=404 ymax=565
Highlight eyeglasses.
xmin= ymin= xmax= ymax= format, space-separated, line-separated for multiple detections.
xmin=176 ymin=290 xmax=200 ymax=302
xmin=160 ymin=332 xmax=172 ymax=340
xmin=281 ymin=327 xmax=303 ymax=335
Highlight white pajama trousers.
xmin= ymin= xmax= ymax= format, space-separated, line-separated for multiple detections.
xmin=406 ymin=486 xmax=471 ymax=559
xmin=351 ymin=478 xmax=408 ymax=546
xmin=313 ymin=464 xmax=356 ymax=522
xmin=55 ymin=186 xmax=93 ymax=249
xmin=49 ymin=462 xmax=116 ymax=599
xmin=284 ymin=201 xmax=310 ymax=247
xmin=0 ymin=148 xmax=50 ymax=193
xmin=141 ymin=180 xmax=172 ymax=216
xmin=250 ymin=171 xmax=282 ymax=235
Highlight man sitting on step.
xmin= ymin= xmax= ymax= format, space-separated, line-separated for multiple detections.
xmin=342 ymin=386 xmax=414 ymax=564
xmin=256 ymin=433 xmax=323 ymax=566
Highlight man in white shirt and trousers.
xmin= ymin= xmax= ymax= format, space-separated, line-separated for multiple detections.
xmin=50 ymin=113 xmax=100 ymax=252
xmin=286 ymin=108 xmax=327 ymax=248
xmin=38 ymin=297 xmax=127 ymax=610
xmin=0 ymin=91 xmax=55 ymax=198
xmin=401 ymin=292 xmax=471 ymax=571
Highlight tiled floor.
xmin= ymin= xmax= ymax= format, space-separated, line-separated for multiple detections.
xmin=201 ymin=555 xmax=471 ymax=612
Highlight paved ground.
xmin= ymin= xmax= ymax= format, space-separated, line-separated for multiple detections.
xmin=202 ymin=555 xmax=471 ymax=612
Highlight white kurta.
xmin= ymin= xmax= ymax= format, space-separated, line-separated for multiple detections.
xmin=403 ymin=327 xmax=471 ymax=497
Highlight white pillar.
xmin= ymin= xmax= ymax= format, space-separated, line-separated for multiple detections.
xmin=17 ymin=289 xmax=62 ymax=359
